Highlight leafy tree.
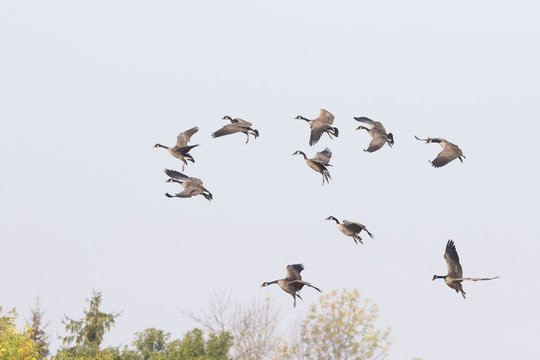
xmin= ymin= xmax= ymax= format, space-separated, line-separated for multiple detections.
xmin=167 ymin=328 xmax=232 ymax=360
xmin=55 ymin=343 xmax=118 ymax=360
xmin=61 ymin=290 xmax=120 ymax=347
xmin=0 ymin=312 xmax=40 ymax=360
xmin=277 ymin=289 xmax=391 ymax=360
xmin=26 ymin=296 xmax=50 ymax=359
xmin=191 ymin=290 xmax=281 ymax=360
xmin=133 ymin=328 xmax=170 ymax=360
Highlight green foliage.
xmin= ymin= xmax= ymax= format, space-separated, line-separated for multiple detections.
xmin=277 ymin=289 xmax=391 ymax=360
xmin=62 ymin=290 xmax=120 ymax=347
xmin=133 ymin=328 xmax=170 ymax=360
xmin=55 ymin=343 xmax=119 ymax=360
xmin=166 ymin=328 xmax=232 ymax=360
xmin=0 ymin=314 xmax=40 ymax=360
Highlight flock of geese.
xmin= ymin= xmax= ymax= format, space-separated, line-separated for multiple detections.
xmin=154 ymin=109 xmax=498 ymax=306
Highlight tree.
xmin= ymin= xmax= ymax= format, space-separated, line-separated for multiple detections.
xmin=0 ymin=311 xmax=40 ymax=360
xmin=190 ymin=290 xmax=282 ymax=360
xmin=133 ymin=328 xmax=170 ymax=360
xmin=166 ymin=328 xmax=232 ymax=360
xmin=117 ymin=327 xmax=232 ymax=360
xmin=61 ymin=290 xmax=120 ymax=347
xmin=27 ymin=296 xmax=50 ymax=359
xmin=277 ymin=289 xmax=391 ymax=360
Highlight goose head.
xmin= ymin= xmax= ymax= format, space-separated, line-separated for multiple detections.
xmin=325 ymin=216 xmax=340 ymax=224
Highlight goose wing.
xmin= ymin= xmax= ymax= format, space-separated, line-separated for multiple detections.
xmin=164 ymin=169 xmax=203 ymax=186
xmin=317 ymin=109 xmax=335 ymax=125
xmin=286 ymin=264 xmax=304 ymax=280
xmin=354 ymin=117 xmax=385 ymax=131
xmin=342 ymin=220 xmax=363 ymax=233
xmin=365 ymin=133 xmax=388 ymax=153
xmin=444 ymin=240 xmax=463 ymax=278
xmin=431 ymin=147 xmax=460 ymax=168
xmin=230 ymin=118 xmax=253 ymax=128
xmin=167 ymin=185 xmax=203 ymax=198
xmin=454 ymin=276 xmax=500 ymax=281
xmin=309 ymin=122 xmax=333 ymax=146
xmin=343 ymin=221 xmax=374 ymax=238
xmin=165 ymin=169 xmax=189 ymax=181
xmin=312 ymin=148 xmax=332 ymax=165
xmin=212 ymin=124 xmax=242 ymax=138
xmin=175 ymin=127 xmax=199 ymax=147
xmin=290 ymin=280 xmax=322 ymax=293
xmin=173 ymin=144 xmax=199 ymax=154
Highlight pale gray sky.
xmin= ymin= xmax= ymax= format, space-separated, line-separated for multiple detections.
xmin=1 ymin=1 xmax=539 ymax=359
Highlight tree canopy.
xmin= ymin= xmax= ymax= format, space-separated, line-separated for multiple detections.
xmin=277 ymin=288 xmax=391 ymax=360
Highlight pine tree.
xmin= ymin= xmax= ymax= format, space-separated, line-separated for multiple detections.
xmin=27 ymin=297 xmax=50 ymax=359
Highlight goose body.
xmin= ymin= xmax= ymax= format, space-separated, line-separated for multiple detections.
xmin=415 ymin=136 xmax=465 ymax=168
xmin=164 ymin=169 xmax=213 ymax=201
xmin=354 ymin=117 xmax=394 ymax=152
xmin=260 ymin=264 xmax=321 ymax=307
xmin=154 ymin=127 xmax=200 ymax=171
xmin=212 ymin=116 xmax=259 ymax=144
xmin=293 ymin=148 xmax=332 ymax=186
xmin=326 ymin=216 xmax=374 ymax=245
xmin=295 ymin=109 xmax=339 ymax=146
xmin=432 ymin=240 xmax=499 ymax=298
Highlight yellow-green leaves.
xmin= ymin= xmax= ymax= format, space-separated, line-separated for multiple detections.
xmin=277 ymin=288 xmax=391 ymax=360
xmin=0 ymin=315 xmax=40 ymax=360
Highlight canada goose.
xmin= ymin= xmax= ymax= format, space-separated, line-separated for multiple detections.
xmin=354 ymin=117 xmax=394 ymax=152
xmin=292 ymin=148 xmax=332 ymax=186
xmin=260 ymin=264 xmax=322 ymax=307
xmin=432 ymin=240 xmax=499 ymax=299
xmin=415 ymin=136 xmax=465 ymax=168
xmin=211 ymin=116 xmax=259 ymax=144
xmin=325 ymin=216 xmax=374 ymax=245
xmin=295 ymin=109 xmax=339 ymax=146
xmin=154 ymin=127 xmax=199 ymax=171
xmin=164 ymin=169 xmax=213 ymax=201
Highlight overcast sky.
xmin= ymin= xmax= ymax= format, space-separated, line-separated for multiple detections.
xmin=1 ymin=1 xmax=539 ymax=359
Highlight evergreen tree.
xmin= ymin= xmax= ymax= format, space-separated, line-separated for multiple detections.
xmin=61 ymin=290 xmax=120 ymax=347
xmin=27 ymin=296 xmax=50 ymax=359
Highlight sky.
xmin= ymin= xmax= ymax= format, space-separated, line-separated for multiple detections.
xmin=1 ymin=1 xmax=539 ymax=359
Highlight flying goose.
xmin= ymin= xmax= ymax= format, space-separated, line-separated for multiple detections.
xmin=354 ymin=117 xmax=394 ymax=152
xmin=433 ymin=240 xmax=499 ymax=299
xmin=260 ymin=264 xmax=322 ymax=307
xmin=154 ymin=127 xmax=199 ymax=171
xmin=415 ymin=136 xmax=465 ymax=168
xmin=211 ymin=116 xmax=259 ymax=144
xmin=292 ymin=148 xmax=332 ymax=186
xmin=295 ymin=109 xmax=339 ymax=146
xmin=326 ymin=216 xmax=374 ymax=245
xmin=164 ymin=169 xmax=213 ymax=201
